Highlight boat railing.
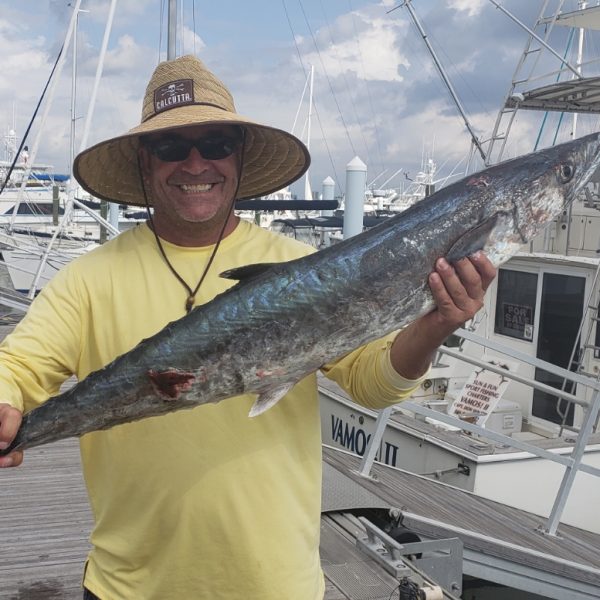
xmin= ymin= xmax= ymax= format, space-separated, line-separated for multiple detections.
xmin=357 ymin=327 xmax=600 ymax=536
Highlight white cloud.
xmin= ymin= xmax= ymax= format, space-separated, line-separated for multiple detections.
xmin=180 ymin=26 xmax=206 ymax=57
xmin=303 ymin=11 xmax=408 ymax=82
xmin=447 ymin=0 xmax=486 ymax=18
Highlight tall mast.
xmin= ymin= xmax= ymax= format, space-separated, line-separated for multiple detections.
xmin=9 ymin=0 xmax=83 ymax=231
xmin=168 ymin=0 xmax=178 ymax=59
xmin=304 ymin=65 xmax=314 ymax=200
xmin=28 ymin=0 xmax=120 ymax=295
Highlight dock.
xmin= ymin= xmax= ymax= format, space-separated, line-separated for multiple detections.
xmin=1 ymin=440 xmax=456 ymax=600
xmin=3 ymin=436 xmax=600 ymax=599
xmin=322 ymin=446 xmax=600 ymax=600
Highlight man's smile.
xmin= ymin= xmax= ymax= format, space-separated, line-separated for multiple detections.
xmin=178 ymin=183 xmax=216 ymax=193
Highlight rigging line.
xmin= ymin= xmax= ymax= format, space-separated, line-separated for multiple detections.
xmin=534 ymin=27 xmax=576 ymax=152
xmin=312 ymin=101 xmax=342 ymax=193
xmin=281 ymin=0 xmax=342 ymax=194
xmin=394 ymin=2 xmax=486 ymax=162
xmin=348 ymin=0 xmax=385 ymax=176
xmin=297 ymin=0 xmax=357 ymax=156
xmin=318 ymin=0 xmax=372 ymax=168
xmin=291 ymin=73 xmax=310 ymax=134
xmin=426 ymin=23 xmax=491 ymax=123
xmin=282 ymin=0 xmax=306 ymax=72
xmin=0 ymin=44 xmax=65 ymax=196
xmin=192 ymin=0 xmax=197 ymax=55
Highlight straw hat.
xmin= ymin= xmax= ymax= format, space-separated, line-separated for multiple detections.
xmin=73 ymin=55 xmax=310 ymax=206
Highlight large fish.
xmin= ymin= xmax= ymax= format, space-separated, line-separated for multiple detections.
xmin=2 ymin=133 xmax=600 ymax=456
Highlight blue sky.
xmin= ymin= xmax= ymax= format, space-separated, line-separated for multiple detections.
xmin=2 ymin=1 xmax=597 ymax=198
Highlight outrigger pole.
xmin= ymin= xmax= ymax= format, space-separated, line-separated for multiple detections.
xmin=387 ymin=1 xmax=488 ymax=163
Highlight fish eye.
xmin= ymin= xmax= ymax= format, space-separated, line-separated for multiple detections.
xmin=558 ymin=163 xmax=575 ymax=183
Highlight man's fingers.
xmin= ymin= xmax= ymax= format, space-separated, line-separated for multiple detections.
xmin=0 ymin=405 xmax=23 ymax=468
xmin=435 ymin=258 xmax=477 ymax=311
xmin=469 ymin=251 xmax=497 ymax=291
xmin=428 ymin=270 xmax=459 ymax=313
xmin=452 ymin=258 xmax=485 ymax=304
xmin=0 ymin=450 xmax=23 ymax=468
xmin=0 ymin=406 xmax=22 ymax=448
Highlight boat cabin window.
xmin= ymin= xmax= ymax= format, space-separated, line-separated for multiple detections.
xmin=532 ymin=273 xmax=584 ymax=427
xmin=595 ymin=303 xmax=600 ymax=359
xmin=494 ymin=269 xmax=537 ymax=341
xmin=495 ymin=268 xmax=585 ymax=427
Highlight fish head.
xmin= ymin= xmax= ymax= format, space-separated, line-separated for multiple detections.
xmin=476 ymin=132 xmax=600 ymax=266
xmin=510 ymin=132 xmax=600 ymax=242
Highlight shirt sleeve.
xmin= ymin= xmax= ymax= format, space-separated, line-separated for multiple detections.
xmin=0 ymin=265 xmax=84 ymax=413
xmin=321 ymin=331 xmax=429 ymax=409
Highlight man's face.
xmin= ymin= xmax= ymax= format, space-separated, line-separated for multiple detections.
xmin=139 ymin=124 xmax=241 ymax=242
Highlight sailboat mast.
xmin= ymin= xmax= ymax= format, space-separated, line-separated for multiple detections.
xmin=28 ymin=0 xmax=119 ymax=296
xmin=304 ymin=65 xmax=314 ymax=200
xmin=70 ymin=12 xmax=78 ymax=171
xmin=571 ymin=0 xmax=587 ymax=140
xmin=168 ymin=0 xmax=178 ymax=59
xmin=9 ymin=0 xmax=83 ymax=232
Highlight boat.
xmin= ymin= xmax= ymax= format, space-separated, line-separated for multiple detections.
xmin=321 ymin=0 xmax=600 ymax=553
xmin=0 ymin=129 xmax=71 ymax=227
xmin=0 ymin=0 xmax=148 ymax=298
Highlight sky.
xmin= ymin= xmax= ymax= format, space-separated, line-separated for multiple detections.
xmin=2 ymin=0 xmax=600 ymax=199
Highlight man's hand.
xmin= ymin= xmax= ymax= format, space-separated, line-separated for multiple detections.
xmin=390 ymin=252 xmax=496 ymax=380
xmin=0 ymin=403 xmax=23 ymax=468
xmin=427 ymin=252 xmax=496 ymax=333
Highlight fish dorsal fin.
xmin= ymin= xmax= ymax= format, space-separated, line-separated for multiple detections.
xmin=248 ymin=383 xmax=295 ymax=417
xmin=445 ymin=213 xmax=501 ymax=263
xmin=220 ymin=263 xmax=276 ymax=281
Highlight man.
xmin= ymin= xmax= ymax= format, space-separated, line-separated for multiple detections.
xmin=0 ymin=56 xmax=495 ymax=599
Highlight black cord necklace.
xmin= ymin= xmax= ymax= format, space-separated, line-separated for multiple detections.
xmin=137 ymin=129 xmax=246 ymax=314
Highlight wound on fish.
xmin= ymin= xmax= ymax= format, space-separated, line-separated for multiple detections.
xmin=148 ymin=369 xmax=196 ymax=400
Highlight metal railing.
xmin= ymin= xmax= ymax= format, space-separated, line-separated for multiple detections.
xmin=357 ymin=327 xmax=600 ymax=536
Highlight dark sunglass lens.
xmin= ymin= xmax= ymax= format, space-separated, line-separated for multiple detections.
xmin=148 ymin=136 xmax=238 ymax=162
xmin=151 ymin=139 xmax=192 ymax=162
xmin=197 ymin=138 xmax=237 ymax=160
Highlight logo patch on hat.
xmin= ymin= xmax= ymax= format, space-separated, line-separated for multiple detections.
xmin=154 ymin=79 xmax=194 ymax=114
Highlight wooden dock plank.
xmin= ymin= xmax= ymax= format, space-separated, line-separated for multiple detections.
xmin=0 ymin=440 xmax=92 ymax=600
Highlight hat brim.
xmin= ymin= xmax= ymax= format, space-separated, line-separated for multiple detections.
xmin=73 ymin=105 xmax=311 ymax=206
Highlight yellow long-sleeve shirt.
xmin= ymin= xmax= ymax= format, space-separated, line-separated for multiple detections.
xmin=0 ymin=220 xmax=423 ymax=600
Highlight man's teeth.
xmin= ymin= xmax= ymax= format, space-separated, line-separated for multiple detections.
xmin=179 ymin=183 xmax=214 ymax=192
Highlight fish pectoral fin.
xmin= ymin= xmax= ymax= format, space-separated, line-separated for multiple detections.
xmin=445 ymin=213 xmax=503 ymax=262
xmin=248 ymin=383 xmax=295 ymax=417
xmin=220 ymin=263 xmax=277 ymax=281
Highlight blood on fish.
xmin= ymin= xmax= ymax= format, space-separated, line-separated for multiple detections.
xmin=148 ymin=369 xmax=196 ymax=400
xmin=467 ymin=175 xmax=490 ymax=188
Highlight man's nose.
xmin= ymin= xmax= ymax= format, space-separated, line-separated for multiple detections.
xmin=180 ymin=146 xmax=211 ymax=172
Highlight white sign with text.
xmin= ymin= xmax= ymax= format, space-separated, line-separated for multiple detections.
xmin=448 ymin=366 xmax=512 ymax=427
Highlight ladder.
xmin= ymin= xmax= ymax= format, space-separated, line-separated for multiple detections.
xmin=486 ymin=0 xmax=585 ymax=165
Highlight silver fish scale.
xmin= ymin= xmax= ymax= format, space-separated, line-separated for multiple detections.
xmin=4 ymin=132 xmax=600 ymax=454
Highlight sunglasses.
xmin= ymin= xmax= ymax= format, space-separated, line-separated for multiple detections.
xmin=145 ymin=135 xmax=241 ymax=162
